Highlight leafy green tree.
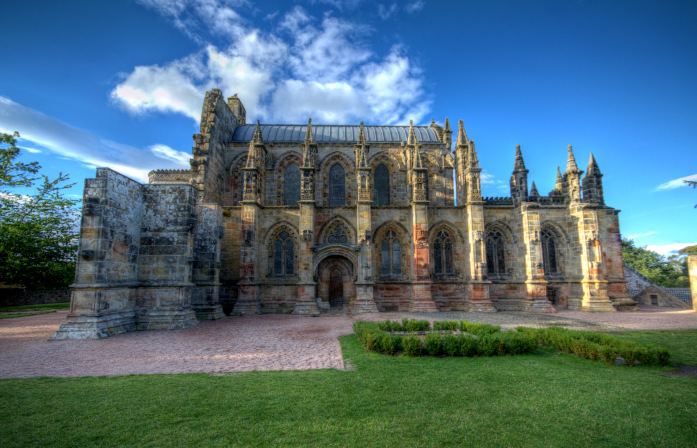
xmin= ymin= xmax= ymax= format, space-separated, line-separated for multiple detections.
xmin=0 ymin=132 xmax=79 ymax=290
xmin=622 ymin=239 xmax=690 ymax=288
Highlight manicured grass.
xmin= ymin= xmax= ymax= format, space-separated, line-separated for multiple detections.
xmin=0 ymin=311 xmax=55 ymax=319
xmin=0 ymin=302 xmax=70 ymax=312
xmin=1 ymin=331 xmax=696 ymax=447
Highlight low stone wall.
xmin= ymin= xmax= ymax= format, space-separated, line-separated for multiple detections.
xmin=0 ymin=288 xmax=71 ymax=307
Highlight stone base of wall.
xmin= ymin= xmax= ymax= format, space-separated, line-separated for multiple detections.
xmin=135 ymin=308 xmax=199 ymax=331
xmin=374 ymin=284 xmax=412 ymax=311
xmin=51 ymin=310 xmax=137 ymax=340
xmin=350 ymin=283 xmax=378 ymax=313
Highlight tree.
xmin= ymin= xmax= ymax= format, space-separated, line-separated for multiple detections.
xmin=0 ymin=132 xmax=79 ymax=290
xmin=622 ymin=239 xmax=690 ymax=288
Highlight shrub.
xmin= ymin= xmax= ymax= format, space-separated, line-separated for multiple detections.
xmin=599 ymin=346 xmax=617 ymax=365
xmin=377 ymin=334 xmax=402 ymax=355
xmin=433 ymin=320 xmax=459 ymax=331
xmin=460 ymin=321 xmax=501 ymax=336
xmin=441 ymin=334 xmax=459 ymax=356
xmin=403 ymin=335 xmax=423 ymax=357
xmin=477 ymin=335 xmax=498 ymax=356
xmin=619 ymin=344 xmax=639 ymax=367
xmin=404 ymin=319 xmax=430 ymax=332
xmin=655 ymin=348 xmax=671 ymax=366
xmin=424 ymin=333 xmax=442 ymax=356
xmin=457 ymin=334 xmax=477 ymax=357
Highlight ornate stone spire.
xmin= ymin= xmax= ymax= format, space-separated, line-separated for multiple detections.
xmin=513 ymin=143 xmax=527 ymax=172
xmin=304 ymin=117 xmax=314 ymax=145
xmin=555 ymin=166 xmax=563 ymax=191
xmin=355 ymin=120 xmax=370 ymax=169
xmin=456 ymin=120 xmax=469 ymax=147
xmin=586 ymin=152 xmax=601 ymax=176
xmin=407 ymin=119 xmax=418 ymax=146
xmin=530 ymin=181 xmax=539 ymax=198
xmin=442 ymin=117 xmax=453 ymax=149
xmin=566 ymin=144 xmax=581 ymax=174
xmin=246 ymin=120 xmax=264 ymax=169
xmin=243 ymin=120 xmax=265 ymax=202
xmin=301 ymin=118 xmax=317 ymax=169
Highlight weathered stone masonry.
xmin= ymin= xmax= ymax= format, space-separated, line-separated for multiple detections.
xmin=53 ymin=89 xmax=636 ymax=339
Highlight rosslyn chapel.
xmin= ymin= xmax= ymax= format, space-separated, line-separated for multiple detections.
xmin=53 ymin=89 xmax=636 ymax=339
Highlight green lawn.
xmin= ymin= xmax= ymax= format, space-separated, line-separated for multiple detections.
xmin=1 ymin=331 xmax=696 ymax=447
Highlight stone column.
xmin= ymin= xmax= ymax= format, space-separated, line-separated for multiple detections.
xmin=293 ymin=201 xmax=320 ymax=314
xmin=410 ymin=202 xmax=438 ymax=312
xmin=233 ymin=202 xmax=261 ymax=314
xmin=465 ymin=202 xmax=495 ymax=312
xmin=520 ymin=203 xmax=554 ymax=312
xmin=352 ymin=201 xmax=378 ymax=313
xmin=573 ymin=206 xmax=616 ymax=312
xmin=689 ymin=255 xmax=697 ymax=312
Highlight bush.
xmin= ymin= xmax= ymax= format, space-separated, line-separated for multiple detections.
xmin=433 ymin=320 xmax=459 ymax=331
xmin=477 ymin=335 xmax=498 ymax=356
xmin=424 ymin=333 xmax=442 ymax=356
xmin=460 ymin=321 xmax=500 ymax=336
xmin=599 ymin=346 xmax=618 ymax=365
xmin=441 ymin=334 xmax=459 ymax=356
xmin=403 ymin=335 xmax=423 ymax=357
xmin=377 ymin=333 xmax=402 ymax=355
xmin=655 ymin=348 xmax=671 ymax=366
xmin=457 ymin=335 xmax=477 ymax=357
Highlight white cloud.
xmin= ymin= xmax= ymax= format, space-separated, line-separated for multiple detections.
xmin=645 ymin=242 xmax=697 ymax=256
xmin=626 ymin=231 xmax=656 ymax=239
xmin=0 ymin=96 xmax=189 ymax=183
xmin=113 ymin=4 xmax=430 ymax=125
xmin=405 ymin=1 xmax=425 ymax=14
xmin=655 ymin=173 xmax=697 ymax=191
xmin=307 ymin=0 xmax=365 ymax=10
xmin=19 ymin=146 xmax=42 ymax=154
xmin=378 ymin=3 xmax=397 ymax=20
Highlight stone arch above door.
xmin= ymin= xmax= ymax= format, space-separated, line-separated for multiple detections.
xmin=315 ymin=255 xmax=356 ymax=312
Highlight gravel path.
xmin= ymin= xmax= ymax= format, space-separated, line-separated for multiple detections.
xmin=1 ymin=306 xmax=695 ymax=379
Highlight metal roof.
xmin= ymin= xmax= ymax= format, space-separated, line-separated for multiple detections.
xmin=231 ymin=124 xmax=442 ymax=144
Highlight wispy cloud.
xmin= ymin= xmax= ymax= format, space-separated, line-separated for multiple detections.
xmin=645 ymin=242 xmax=697 ymax=256
xmin=378 ymin=3 xmax=397 ymax=19
xmin=0 ymin=96 xmax=189 ymax=182
xmin=626 ymin=231 xmax=655 ymax=239
xmin=114 ymin=3 xmax=430 ymax=125
xmin=655 ymin=173 xmax=697 ymax=191
xmin=405 ymin=1 xmax=425 ymax=14
xmin=19 ymin=146 xmax=42 ymax=154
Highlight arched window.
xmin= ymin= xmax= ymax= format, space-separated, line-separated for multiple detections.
xmin=284 ymin=163 xmax=300 ymax=206
xmin=433 ymin=230 xmax=454 ymax=275
xmin=381 ymin=230 xmax=401 ymax=275
xmin=329 ymin=163 xmax=345 ymax=206
xmin=273 ymin=231 xmax=294 ymax=276
xmin=541 ymin=229 xmax=559 ymax=275
xmin=327 ymin=224 xmax=349 ymax=244
xmin=373 ymin=164 xmax=390 ymax=206
xmin=485 ymin=230 xmax=506 ymax=276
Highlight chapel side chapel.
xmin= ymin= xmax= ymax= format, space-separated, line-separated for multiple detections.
xmin=52 ymin=89 xmax=637 ymax=339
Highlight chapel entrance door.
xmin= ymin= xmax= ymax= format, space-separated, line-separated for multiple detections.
xmin=328 ymin=268 xmax=344 ymax=308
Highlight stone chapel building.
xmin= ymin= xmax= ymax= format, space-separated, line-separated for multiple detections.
xmin=53 ymin=89 xmax=636 ymax=339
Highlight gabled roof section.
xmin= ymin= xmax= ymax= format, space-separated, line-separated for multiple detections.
xmin=231 ymin=124 xmax=442 ymax=144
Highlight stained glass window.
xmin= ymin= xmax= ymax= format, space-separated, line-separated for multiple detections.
xmin=273 ymin=231 xmax=294 ymax=276
xmin=284 ymin=163 xmax=300 ymax=206
xmin=329 ymin=163 xmax=345 ymax=206
xmin=381 ymin=230 xmax=401 ymax=275
xmin=433 ymin=230 xmax=453 ymax=275
xmin=541 ymin=229 xmax=558 ymax=274
xmin=373 ymin=164 xmax=390 ymax=206
xmin=485 ymin=230 xmax=506 ymax=275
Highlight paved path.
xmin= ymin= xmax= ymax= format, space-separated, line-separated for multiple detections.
xmin=1 ymin=307 xmax=695 ymax=378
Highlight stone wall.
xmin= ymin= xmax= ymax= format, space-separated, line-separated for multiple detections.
xmin=0 ymin=288 xmax=70 ymax=307
xmin=623 ymin=263 xmax=687 ymax=308
xmin=689 ymin=255 xmax=697 ymax=311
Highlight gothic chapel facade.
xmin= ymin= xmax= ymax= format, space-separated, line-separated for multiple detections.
xmin=53 ymin=90 xmax=636 ymax=339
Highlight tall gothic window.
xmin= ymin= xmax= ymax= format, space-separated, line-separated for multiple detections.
xmin=381 ymin=230 xmax=401 ymax=275
xmin=433 ymin=230 xmax=454 ymax=275
xmin=541 ymin=229 xmax=559 ymax=275
xmin=485 ymin=230 xmax=506 ymax=276
xmin=373 ymin=164 xmax=390 ymax=206
xmin=329 ymin=163 xmax=345 ymax=206
xmin=284 ymin=163 xmax=300 ymax=206
xmin=273 ymin=231 xmax=294 ymax=276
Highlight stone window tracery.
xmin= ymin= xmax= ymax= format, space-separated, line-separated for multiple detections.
xmin=541 ymin=229 xmax=559 ymax=275
xmin=373 ymin=164 xmax=390 ymax=206
xmin=329 ymin=163 xmax=345 ymax=206
xmin=380 ymin=230 xmax=401 ymax=275
xmin=284 ymin=163 xmax=300 ymax=206
xmin=486 ymin=230 xmax=506 ymax=275
xmin=273 ymin=231 xmax=294 ymax=276
xmin=327 ymin=225 xmax=349 ymax=244
xmin=433 ymin=230 xmax=453 ymax=275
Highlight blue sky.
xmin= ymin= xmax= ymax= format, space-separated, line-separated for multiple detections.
xmin=1 ymin=0 xmax=695 ymax=255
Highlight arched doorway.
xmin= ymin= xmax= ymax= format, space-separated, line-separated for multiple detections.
xmin=316 ymin=256 xmax=355 ymax=312
xmin=329 ymin=268 xmax=344 ymax=308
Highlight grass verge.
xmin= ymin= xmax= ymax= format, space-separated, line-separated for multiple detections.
xmin=1 ymin=330 xmax=696 ymax=447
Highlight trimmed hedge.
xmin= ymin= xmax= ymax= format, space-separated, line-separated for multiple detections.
xmin=353 ymin=320 xmax=537 ymax=358
xmin=516 ymin=326 xmax=671 ymax=366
